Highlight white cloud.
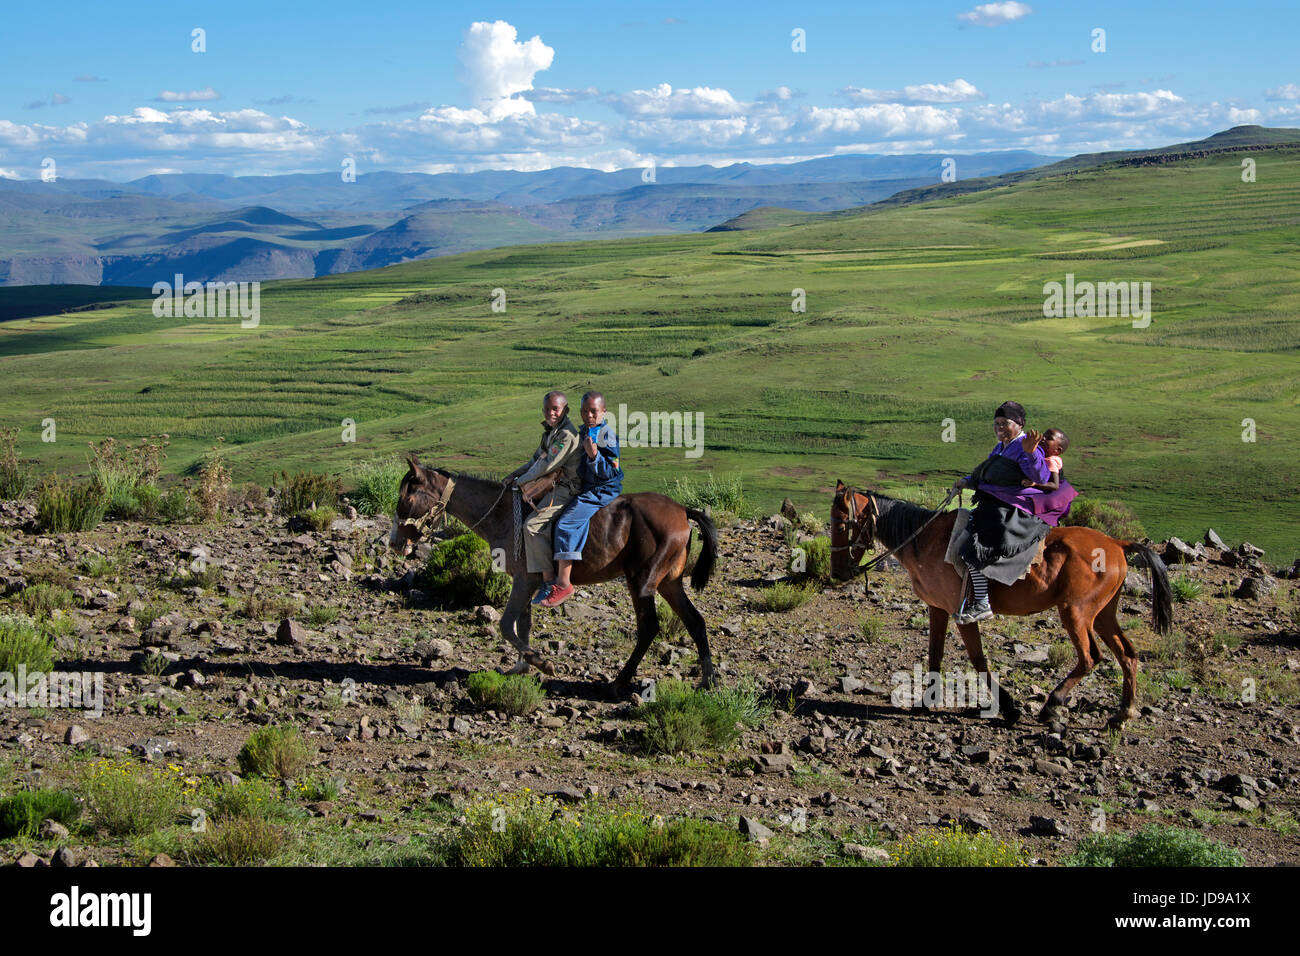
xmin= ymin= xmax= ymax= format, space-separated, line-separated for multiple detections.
xmin=841 ymin=78 xmax=984 ymax=104
xmin=609 ymin=83 xmax=745 ymax=118
xmin=455 ymin=20 xmax=554 ymax=120
xmin=525 ymin=87 xmax=601 ymax=103
xmin=1265 ymin=83 xmax=1300 ymax=101
xmin=958 ymin=2 xmax=1033 ymax=26
xmin=155 ymin=87 xmax=221 ymax=102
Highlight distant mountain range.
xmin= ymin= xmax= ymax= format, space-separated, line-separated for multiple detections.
xmin=0 ymin=151 xmax=1053 ymax=287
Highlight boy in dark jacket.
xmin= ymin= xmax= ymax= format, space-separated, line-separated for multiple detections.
xmin=539 ymin=391 xmax=624 ymax=608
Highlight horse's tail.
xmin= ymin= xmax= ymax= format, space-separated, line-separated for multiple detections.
xmin=1122 ymin=541 xmax=1173 ymax=635
xmin=685 ymin=507 xmax=718 ymax=591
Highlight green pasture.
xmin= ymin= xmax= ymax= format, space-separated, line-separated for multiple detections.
xmin=2 ymin=149 xmax=1297 ymax=558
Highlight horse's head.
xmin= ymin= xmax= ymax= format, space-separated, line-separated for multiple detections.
xmin=388 ymin=454 xmax=455 ymax=555
xmin=830 ymin=480 xmax=878 ymax=581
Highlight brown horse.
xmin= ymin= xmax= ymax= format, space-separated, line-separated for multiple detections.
xmin=830 ymin=482 xmax=1172 ymax=728
xmin=388 ymin=456 xmax=718 ymax=692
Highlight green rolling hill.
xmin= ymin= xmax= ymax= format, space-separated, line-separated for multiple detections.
xmin=3 ymin=133 xmax=1297 ymax=559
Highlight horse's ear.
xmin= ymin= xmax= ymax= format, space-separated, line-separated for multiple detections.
xmin=405 ymin=452 xmax=422 ymax=472
xmin=835 ymin=479 xmax=845 ymax=493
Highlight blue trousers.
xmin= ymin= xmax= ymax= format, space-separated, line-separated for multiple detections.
xmin=552 ymin=483 xmax=622 ymax=560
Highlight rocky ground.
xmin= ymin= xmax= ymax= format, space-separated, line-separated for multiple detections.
xmin=2 ymin=494 xmax=1297 ymax=866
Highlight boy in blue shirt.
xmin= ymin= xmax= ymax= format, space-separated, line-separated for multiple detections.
xmin=538 ymin=391 xmax=624 ymax=608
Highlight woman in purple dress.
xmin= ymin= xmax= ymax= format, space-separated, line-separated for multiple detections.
xmin=949 ymin=401 xmax=1077 ymax=623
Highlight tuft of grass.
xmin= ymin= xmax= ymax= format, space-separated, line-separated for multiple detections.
xmin=306 ymin=605 xmax=339 ymax=627
xmin=237 ymin=725 xmax=313 ymax=781
xmin=273 ymin=470 xmax=340 ymax=516
xmin=349 ymin=457 xmax=407 ymax=517
xmin=297 ymin=506 xmax=337 ymax=533
xmin=78 ymin=758 xmax=193 ymax=836
xmin=635 ymin=679 xmax=769 ymax=755
xmin=423 ymin=534 xmax=510 ymax=608
xmin=662 ymin=473 xmax=759 ymax=520
xmin=140 ymin=650 xmax=170 ymax=677
xmin=1048 ymin=641 xmax=1074 ymax=669
xmin=1170 ymin=575 xmax=1204 ymax=603
xmin=859 ymin=614 xmax=885 ymax=643
xmin=0 ymin=789 xmax=81 ymax=838
xmin=756 ymin=581 xmax=815 ymax=612
xmin=0 ymin=426 xmax=34 ymax=500
xmin=35 ymin=472 xmax=107 ymax=533
xmin=1066 ymin=824 xmax=1244 ymax=867
xmin=0 ymin=613 xmax=55 ymax=674
xmin=890 ymin=823 xmax=1030 ymax=866
xmin=188 ymin=815 xmax=289 ymax=865
xmin=446 ymin=791 xmax=752 ymax=867
xmin=240 ymin=591 xmax=303 ymax=621
xmin=789 ymin=535 xmax=832 ymax=584
xmin=1060 ymin=497 xmax=1146 ymax=540
xmin=466 ymin=670 xmax=546 ymax=716
xmin=15 ymin=582 xmax=73 ymax=618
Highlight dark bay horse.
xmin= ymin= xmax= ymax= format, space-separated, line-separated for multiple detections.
xmin=830 ymin=482 xmax=1172 ymax=728
xmin=389 ymin=456 xmax=718 ymax=691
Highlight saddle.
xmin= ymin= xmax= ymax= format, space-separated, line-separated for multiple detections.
xmin=518 ymin=472 xmax=558 ymax=510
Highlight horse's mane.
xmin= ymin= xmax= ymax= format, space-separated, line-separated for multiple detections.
xmin=433 ymin=468 xmax=504 ymax=484
xmin=871 ymin=493 xmax=939 ymax=551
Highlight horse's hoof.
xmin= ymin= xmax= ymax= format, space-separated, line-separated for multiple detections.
xmin=523 ymin=651 xmax=556 ymax=676
xmin=1037 ymin=703 xmax=1063 ymax=724
xmin=1001 ymin=706 xmax=1022 ymax=726
xmin=1105 ymin=709 xmax=1135 ymax=730
xmin=502 ymin=659 xmax=530 ymax=676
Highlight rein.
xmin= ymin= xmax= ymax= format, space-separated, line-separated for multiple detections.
xmin=834 ymin=487 xmax=960 ymax=572
xmin=400 ymin=472 xmax=517 ymax=556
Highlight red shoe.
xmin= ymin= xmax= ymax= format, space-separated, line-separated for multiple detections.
xmin=539 ymin=582 xmax=574 ymax=608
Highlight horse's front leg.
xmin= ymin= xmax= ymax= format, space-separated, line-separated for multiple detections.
xmin=499 ymin=575 xmax=554 ymax=676
xmin=955 ymin=621 xmax=1020 ymax=725
xmin=916 ymin=605 xmax=949 ymax=713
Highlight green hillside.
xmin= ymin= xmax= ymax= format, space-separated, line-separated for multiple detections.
xmin=3 ymin=145 xmax=1298 ymax=559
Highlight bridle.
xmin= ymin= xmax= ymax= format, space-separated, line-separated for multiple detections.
xmin=832 ymin=486 xmax=960 ymax=573
xmin=397 ymin=470 xmax=516 ymax=550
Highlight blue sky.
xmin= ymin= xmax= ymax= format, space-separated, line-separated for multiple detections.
xmin=2 ymin=0 xmax=1297 ymax=180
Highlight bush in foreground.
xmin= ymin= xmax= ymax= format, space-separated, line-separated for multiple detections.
xmin=0 ymin=613 xmax=55 ymax=674
xmin=423 ymin=534 xmax=510 ymax=608
xmin=0 ymin=789 xmax=81 ymax=838
xmin=890 ymin=823 xmax=1029 ymax=866
xmin=446 ymin=791 xmax=753 ymax=867
xmin=36 ymin=473 xmax=107 ymax=532
xmin=466 ymin=670 xmax=546 ymax=716
xmin=635 ymin=679 xmax=769 ymax=755
xmin=237 ymin=725 xmax=313 ymax=780
xmin=1066 ymin=825 xmax=1244 ymax=867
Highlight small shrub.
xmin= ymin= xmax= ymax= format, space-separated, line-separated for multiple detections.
xmin=0 ymin=426 xmax=34 ymax=500
xmin=162 ymin=563 xmax=222 ymax=592
xmin=1170 ymin=575 xmax=1204 ymax=603
xmin=349 ymin=457 xmax=406 ymax=517
xmin=306 ymin=605 xmax=339 ymax=627
xmin=79 ymin=758 xmax=193 ymax=836
xmin=0 ymin=789 xmax=81 ymax=838
xmin=297 ymin=506 xmax=337 ymax=533
xmin=635 ymin=679 xmax=769 ymax=755
xmin=789 ymin=536 xmax=831 ymax=584
xmin=654 ymin=596 xmax=686 ymax=641
xmin=423 ymin=534 xmax=510 ymax=608
xmin=0 ymin=613 xmax=55 ymax=674
xmin=891 ymin=823 xmax=1030 ymax=866
xmin=756 ymin=581 xmax=815 ymax=612
xmin=207 ymin=776 xmax=291 ymax=821
xmin=1048 ymin=641 xmax=1074 ymax=668
xmin=662 ymin=473 xmax=758 ymax=519
xmin=797 ymin=511 xmax=823 ymax=534
xmin=1061 ymin=497 xmax=1146 ymax=540
xmin=196 ymin=439 xmax=232 ymax=521
xmin=140 ymin=650 xmax=170 ymax=677
xmin=188 ymin=815 xmax=288 ymax=865
xmin=1066 ymin=825 xmax=1244 ymax=867
xmin=466 ymin=670 xmax=546 ymax=716
xmin=16 ymin=582 xmax=74 ymax=617
xmin=446 ymin=791 xmax=752 ymax=867
xmin=35 ymin=473 xmax=107 ymax=532
xmin=237 ymin=725 xmax=312 ymax=780
xmin=157 ymin=486 xmax=196 ymax=523
xmin=240 ymin=591 xmax=303 ymax=621
xmin=859 ymin=614 xmax=884 ymax=643
xmin=273 ymin=470 xmax=340 ymax=516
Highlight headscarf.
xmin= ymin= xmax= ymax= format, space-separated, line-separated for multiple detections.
xmin=994 ymin=401 xmax=1026 ymax=426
